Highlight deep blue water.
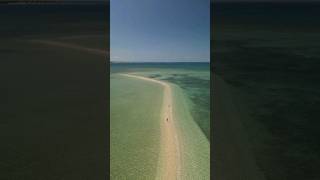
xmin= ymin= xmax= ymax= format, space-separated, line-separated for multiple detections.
xmin=111 ymin=62 xmax=209 ymax=73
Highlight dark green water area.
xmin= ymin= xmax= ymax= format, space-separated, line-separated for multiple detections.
xmin=213 ymin=2 xmax=320 ymax=179
xmin=0 ymin=3 xmax=108 ymax=180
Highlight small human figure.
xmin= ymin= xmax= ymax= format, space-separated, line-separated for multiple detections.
xmin=166 ymin=118 xmax=168 ymax=122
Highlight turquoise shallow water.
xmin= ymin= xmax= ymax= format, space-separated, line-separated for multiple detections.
xmin=110 ymin=63 xmax=210 ymax=179
xmin=111 ymin=62 xmax=210 ymax=140
xmin=110 ymin=74 xmax=163 ymax=179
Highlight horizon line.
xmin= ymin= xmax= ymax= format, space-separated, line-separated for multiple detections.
xmin=111 ymin=61 xmax=210 ymax=63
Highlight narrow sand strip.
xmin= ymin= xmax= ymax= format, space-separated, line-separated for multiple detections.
xmin=120 ymin=73 xmax=181 ymax=180
xmin=30 ymin=40 xmax=107 ymax=56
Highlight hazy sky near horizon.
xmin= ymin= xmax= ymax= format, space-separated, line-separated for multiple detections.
xmin=111 ymin=0 xmax=210 ymax=62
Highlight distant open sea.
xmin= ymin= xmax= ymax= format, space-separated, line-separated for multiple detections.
xmin=111 ymin=62 xmax=209 ymax=73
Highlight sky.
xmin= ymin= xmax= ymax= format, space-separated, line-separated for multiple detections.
xmin=111 ymin=0 xmax=210 ymax=62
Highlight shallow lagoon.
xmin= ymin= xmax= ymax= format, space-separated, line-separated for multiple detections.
xmin=111 ymin=62 xmax=210 ymax=139
xmin=110 ymin=74 xmax=163 ymax=179
xmin=110 ymin=62 xmax=210 ymax=179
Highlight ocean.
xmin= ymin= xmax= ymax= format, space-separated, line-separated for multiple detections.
xmin=0 ymin=3 xmax=108 ymax=179
xmin=110 ymin=62 xmax=210 ymax=178
xmin=212 ymin=2 xmax=320 ymax=180
xmin=111 ymin=62 xmax=210 ymax=139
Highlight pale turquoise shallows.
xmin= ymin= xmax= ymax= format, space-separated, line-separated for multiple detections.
xmin=110 ymin=62 xmax=210 ymax=179
xmin=110 ymin=74 xmax=163 ymax=179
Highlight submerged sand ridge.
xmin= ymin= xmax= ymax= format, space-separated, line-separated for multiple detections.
xmin=120 ymin=73 xmax=181 ymax=180
xmin=30 ymin=40 xmax=107 ymax=56
xmin=212 ymin=74 xmax=266 ymax=180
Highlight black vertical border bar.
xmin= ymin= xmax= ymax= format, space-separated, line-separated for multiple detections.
xmin=210 ymin=0 xmax=214 ymax=179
